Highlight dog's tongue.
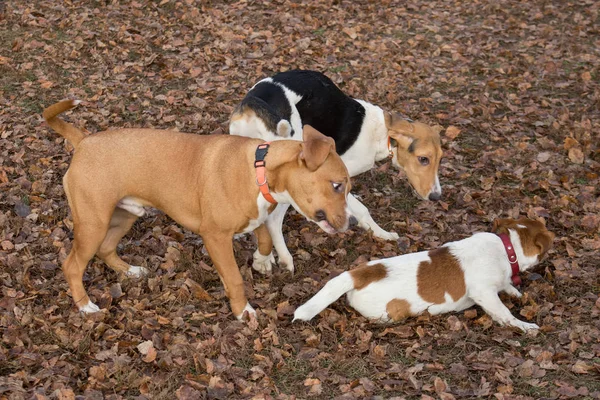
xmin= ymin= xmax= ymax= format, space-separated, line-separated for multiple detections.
xmin=317 ymin=220 xmax=336 ymax=234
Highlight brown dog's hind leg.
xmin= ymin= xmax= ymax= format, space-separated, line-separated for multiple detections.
xmin=202 ymin=233 xmax=254 ymax=319
xmin=97 ymin=207 xmax=146 ymax=277
xmin=62 ymin=175 xmax=115 ymax=313
xmin=252 ymin=224 xmax=275 ymax=274
xmin=63 ymin=219 xmax=110 ymax=313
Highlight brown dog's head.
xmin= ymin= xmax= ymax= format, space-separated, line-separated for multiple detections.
xmin=492 ymin=217 xmax=555 ymax=263
xmin=270 ymin=125 xmax=351 ymax=234
xmin=385 ymin=112 xmax=443 ymax=201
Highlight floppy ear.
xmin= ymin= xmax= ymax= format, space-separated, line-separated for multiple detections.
xmin=534 ymin=231 xmax=555 ymax=255
xmin=299 ymin=125 xmax=336 ymax=171
xmin=432 ymin=125 xmax=444 ymax=135
xmin=385 ymin=112 xmax=415 ymax=150
xmin=492 ymin=218 xmax=515 ymax=234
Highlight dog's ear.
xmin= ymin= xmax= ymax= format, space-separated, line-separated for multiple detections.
xmin=432 ymin=125 xmax=444 ymax=135
xmin=385 ymin=112 xmax=415 ymax=150
xmin=534 ymin=231 xmax=555 ymax=255
xmin=299 ymin=125 xmax=336 ymax=171
xmin=385 ymin=112 xmax=415 ymax=133
xmin=492 ymin=218 xmax=515 ymax=234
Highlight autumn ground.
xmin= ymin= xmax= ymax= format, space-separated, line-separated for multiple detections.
xmin=0 ymin=0 xmax=599 ymax=398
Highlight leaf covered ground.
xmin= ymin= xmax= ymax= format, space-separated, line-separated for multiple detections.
xmin=1 ymin=0 xmax=599 ymax=398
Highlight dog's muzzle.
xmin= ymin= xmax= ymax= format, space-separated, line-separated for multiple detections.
xmin=428 ymin=191 xmax=441 ymax=201
xmin=315 ymin=209 xmax=349 ymax=234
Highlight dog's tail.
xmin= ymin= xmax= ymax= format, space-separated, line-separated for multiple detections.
xmin=42 ymin=99 xmax=85 ymax=147
xmin=230 ymin=97 xmax=292 ymax=138
xmin=293 ymin=271 xmax=355 ymax=322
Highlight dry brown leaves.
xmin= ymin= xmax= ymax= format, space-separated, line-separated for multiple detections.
xmin=1 ymin=0 xmax=599 ymax=398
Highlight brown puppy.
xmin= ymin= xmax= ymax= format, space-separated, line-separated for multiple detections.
xmin=43 ymin=99 xmax=351 ymax=319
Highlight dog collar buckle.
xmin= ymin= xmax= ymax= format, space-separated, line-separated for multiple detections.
xmin=254 ymin=144 xmax=270 ymax=167
xmin=498 ymin=233 xmax=521 ymax=286
xmin=254 ymin=142 xmax=277 ymax=205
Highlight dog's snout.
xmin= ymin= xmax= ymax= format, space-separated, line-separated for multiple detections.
xmin=429 ymin=192 xmax=441 ymax=201
xmin=315 ymin=210 xmax=327 ymax=221
xmin=349 ymin=215 xmax=358 ymax=227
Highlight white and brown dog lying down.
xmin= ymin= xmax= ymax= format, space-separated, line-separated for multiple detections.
xmin=294 ymin=218 xmax=554 ymax=331
xmin=43 ymin=99 xmax=351 ymax=319
xmin=229 ymin=69 xmax=443 ymax=274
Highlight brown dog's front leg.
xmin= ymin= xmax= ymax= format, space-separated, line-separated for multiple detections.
xmin=203 ymin=234 xmax=254 ymax=319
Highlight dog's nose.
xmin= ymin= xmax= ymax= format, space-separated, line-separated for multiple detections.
xmin=349 ymin=216 xmax=358 ymax=227
xmin=315 ymin=210 xmax=327 ymax=221
xmin=429 ymin=192 xmax=441 ymax=201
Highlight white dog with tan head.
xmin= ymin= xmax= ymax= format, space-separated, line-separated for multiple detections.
xmin=294 ymin=218 xmax=554 ymax=331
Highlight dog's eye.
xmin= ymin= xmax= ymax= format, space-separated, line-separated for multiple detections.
xmin=418 ymin=156 xmax=430 ymax=166
xmin=332 ymin=182 xmax=343 ymax=193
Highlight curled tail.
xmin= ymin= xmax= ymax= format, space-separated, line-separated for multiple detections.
xmin=229 ymin=97 xmax=292 ymax=139
xmin=293 ymin=271 xmax=355 ymax=321
xmin=42 ymin=99 xmax=84 ymax=147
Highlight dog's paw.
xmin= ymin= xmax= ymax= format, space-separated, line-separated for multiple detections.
xmin=252 ymin=250 xmax=275 ymax=274
xmin=293 ymin=304 xmax=319 ymax=322
xmin=512 ymin=320 xmax=539 ymax=332
xmin=235 ymin=303 xmax=256 ymax=320
xmin=373 ymin=230 xmax=400 ymax=241
xmin=504 ymin=285 xmax=522 ymax=298
xmin=79 ymin=300 xmax=101 ymax=314
xmin=126 ymin=265 xmax=149 ymax=278
xmin=278 ymin=253 xmax=295 ymax=274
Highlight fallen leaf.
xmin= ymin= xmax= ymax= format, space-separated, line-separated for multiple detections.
xmin=581 ymin=71 xmax=591 ymax=82
xmin=571 ymin=360 xmax=593 ymax=374
xmin=536 ymin=152 xmax=551 ymax=162
xmin=568 ymin=148 xmax=584 ymax=164
xmin=445 ymin=125 xmax=461 ymax=139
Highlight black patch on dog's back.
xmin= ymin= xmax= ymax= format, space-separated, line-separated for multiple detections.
xmin=238 ymin=81 xmax=293 ymax=136
xmin=271 ymin=70 xmax=365 ymax=155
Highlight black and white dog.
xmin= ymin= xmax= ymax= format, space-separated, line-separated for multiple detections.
xmin=230 ymin=70 xmax=443 ymax=274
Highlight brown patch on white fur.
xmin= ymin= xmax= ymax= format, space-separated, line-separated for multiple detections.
xmin=385 ymin=112 xmax=443 ymax=200
xmin=386 ymin=298 xmax=412 ymax=321
xmin=417 ymin=247 xmax=466 ymax=304
xmin=350 ymin=263 xmax=387 ymax=290
xmin=492 ymin=217 xmax=555 ymax=258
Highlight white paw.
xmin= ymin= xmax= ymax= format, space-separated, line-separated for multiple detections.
xmin=278 ymin=253 xmax=295 ymax=274
xmin=293 ymin=304 xmax=317 ymax=322
xmin=126 ymin=265 xmax=149 ymax=278
xmin=373 ymin=230 xmax=400 ymax=241
xmin=79 ymin=300 xmax=101 ymax=314
xmin=252 ymin=250 xmax=275 ymax=275
xmin=235 ymin=303 xmax=256 ymax=320
xmin=511 ymin=320 xmax=539 ymax=332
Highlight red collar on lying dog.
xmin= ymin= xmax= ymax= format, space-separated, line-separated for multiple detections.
xmin=498 ymin=233 xmax=521 ymax=286
xmin=254 ymin=142 xmax=277 ymax=205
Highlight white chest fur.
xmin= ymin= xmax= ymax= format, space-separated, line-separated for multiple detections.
xmin=339 ymin=101 xmax=389 ymax=177
xmin=240 ymin=194 xmax=272 ymax=234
